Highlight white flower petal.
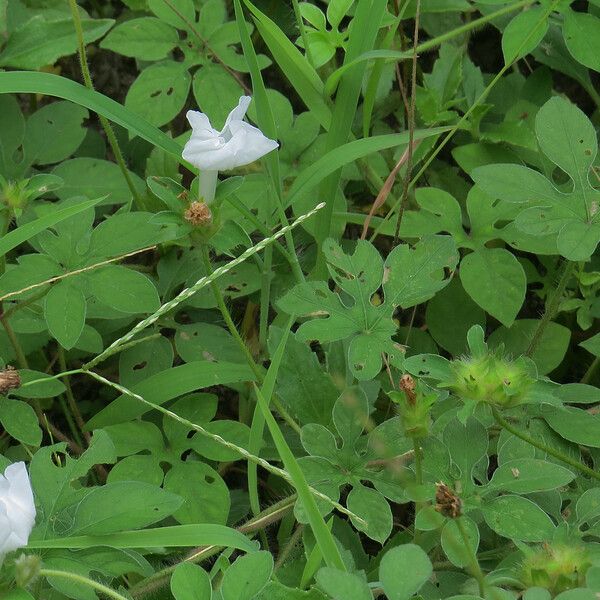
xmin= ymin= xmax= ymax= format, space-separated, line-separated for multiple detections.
xmin=185 ymin=110 xmax=218 ymax=139
xmin=0 ymin=462 xmax=35 ymax=557
xmin=223 ymin=96 xmax=252 ymax=131
xmin=182 ymin=96 xmax=278 ymax=171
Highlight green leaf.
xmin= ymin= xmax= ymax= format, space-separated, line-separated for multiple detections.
xmin=192 ymin=64 xmax=243 ymax=130
xmin=502 ymin=8 xmax=548 ymax=63
xmin=221 ymin=551 xmax=274 ymax=600
xmin=315 ymin=568 xmax=372 ymax=600
xmin=23 ymin=101 xmax=88 ymax=165
xmin=488 ymin=320 xmax=570 ymax=375
xmin=72 ymin=482 xmax=183 ymax=535
xmin=279 ymin=236 xmax=458 ymax=380
xmin=346 ymin=484 xmax=392 ymax=544
xmin=28 ymin=523 xmax=258 ymax=552
xmin=30 ymin=430 xmax=117 ymax=538
xmin=148 ymin=0 xmax=196 ymax=29
xmin=88 ymin=265 xmax=160 ymax=314
xmin=482 ymin=495 xmax=555 ymax=541
xmin=459 ymin=248 xmax=526 ymax=327
xmin=327 ymin=0 xmax=354 ymax=29
xmin=44 ymin=282 xmax=86 ymax=350
xmin=0 ymin=397 xmax=42 ymax=446
xmin=563 ymin=10 xmax=600 ymax=71
xmin=441 ymin=517 xmax=479 ymax=568
xmin=0 ymin=17 xmax=114 ymax=69
xmin=540 ymin=404 xmax=600 ymax=448
xmin=426 ymin=277 xmax=486 ymax=356
xmin=0 ymin=197 xmax=103 ymax=259
xmin=472 ymin=97 xmax=600 ymax=260
xmin=100 ymin=17 xmax=179 ymax=61
xmin=52 ymin=158 xmax=144 ymax=205
xmin=272 ymin=332 xmax=339 ymax=426
xmin=379 ymin=543 xmax=433 ymax=600
xmin=125 ymin=61 xmax=191 ymax=128
xmin=0 ymin=72 xmax=186 ymax=163
xmin=486 ymin=459 xmax=575 ymax=494
xmin=164 ymin=462 xmax=230 ymax=525
xmin=87 ymin=362 xmax=255 ymax=427
xmin=575 ymin=488 xmax=600 ymax=525
xmin=171 ymin=563 xmax=212 ymax=600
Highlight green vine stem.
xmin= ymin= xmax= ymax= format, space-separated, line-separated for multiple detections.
xmin=456 ymin=517 xmax=487 ymax=598
xmin=491 ymin=406 xmax=600 ymax=481
xmin=67 ymin=0 xmax=145 ymax=210
xmin=40 ymin=569 xmax=129 ymax=600
xmin=526 ymin=260 xmax=576 ymax=357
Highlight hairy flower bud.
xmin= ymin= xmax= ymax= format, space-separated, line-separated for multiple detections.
xmin=521 ymin=543 xmax=590 ymax=594
xmin=444 ymin=354 xmax=534 ymax=408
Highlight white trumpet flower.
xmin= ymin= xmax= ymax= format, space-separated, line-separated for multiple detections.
xmin=182 ymin=96 xmax=278 ymax=204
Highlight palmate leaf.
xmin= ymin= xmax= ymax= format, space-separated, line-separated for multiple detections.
xmin=473 ymin=96 xmax=600 ymax=261
xmin=278 ymin=236 xmax=458 ymax=380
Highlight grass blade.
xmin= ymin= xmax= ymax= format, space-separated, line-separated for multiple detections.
xmin=0 ymin=196 xmax=104 ymax=258
xmin=0 ymin=71 xmax=187 ymax=166
xmin=254 ymin=382 xmax=346 ymax=572
xmin=28 ymin=524 xmax=257 ymax=552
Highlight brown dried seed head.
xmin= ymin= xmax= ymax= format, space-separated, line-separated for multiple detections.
xmin=399 ymin=373 xmax=417 ymax=405
xmin=184 ymin=201 xmax=212 ymax=226
xmin=434 ymin=481 xmax=462 ymax=519
xmin=0 ymin=366 xmax=21 ymax=394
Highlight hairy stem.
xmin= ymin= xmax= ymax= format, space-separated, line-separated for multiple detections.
xmin=491 ymin=406 xmax=600 ymax=481
xmin=456 ymin=517 xmax=486 ymax=597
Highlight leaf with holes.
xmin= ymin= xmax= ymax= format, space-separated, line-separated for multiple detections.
xmin=473 ymin=96 xmax=600 ymax=261
xmin=278 ymin=236 xmax=457 ymax=380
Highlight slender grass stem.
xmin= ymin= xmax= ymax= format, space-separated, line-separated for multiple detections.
xmin=291 ymin=0 xmax=315 ymax=67
xmin=67 ymin=0 xmax=144 ymax=210
xmin=1 ymin=315 xmax=28 ymax=368
xmin=491 ymin=406 xmax=600 ymax=481
xmin=58 ymin=347 xmax=89 ymax=444
xmin=526 ymin=260 xmax=575 ymax=357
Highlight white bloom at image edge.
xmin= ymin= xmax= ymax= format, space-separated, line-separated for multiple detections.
xmin=182 ymin=96 xmax=279 ymax=171
xmin=0 ymin=462 xmax=36 ymax=559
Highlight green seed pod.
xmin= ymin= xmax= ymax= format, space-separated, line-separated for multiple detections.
xmin=520 ymin=543 xmax=591 ymax=594
xmin=388 ymin=375 xmax=436 ymax=438
xmin=444 ymin=353 xmax=534 ymax=408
